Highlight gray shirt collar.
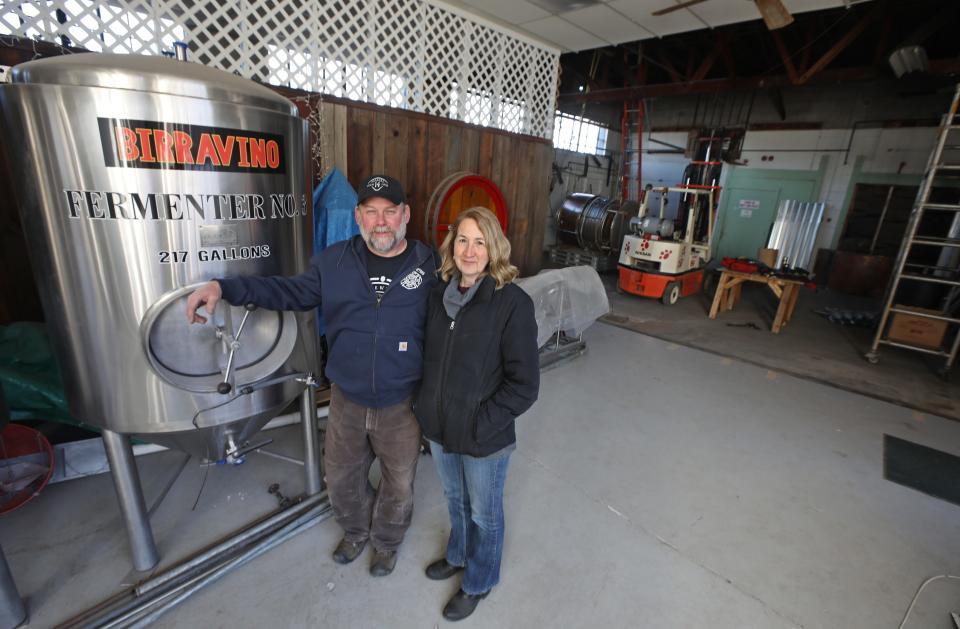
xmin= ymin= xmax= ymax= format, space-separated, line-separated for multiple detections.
xmin=442 ymin=274 xmax=484 ymax=320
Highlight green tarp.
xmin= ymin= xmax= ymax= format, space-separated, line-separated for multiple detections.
xmin=0 ymin=322 xmax=72 ymax=423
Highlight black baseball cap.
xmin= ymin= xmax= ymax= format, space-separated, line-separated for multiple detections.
xmin=357 ymin=174 xmax=406 ymax=205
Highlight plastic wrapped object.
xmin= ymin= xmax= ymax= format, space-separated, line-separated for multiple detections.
xmin=516 ymin=266 xmax=610 ymax=348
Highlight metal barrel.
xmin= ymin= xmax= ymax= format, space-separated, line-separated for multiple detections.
xmin=556 ymin=193 xmax=634 ymax=252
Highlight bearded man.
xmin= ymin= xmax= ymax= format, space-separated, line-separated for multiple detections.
xmin=186 ymin=174 xmax=437 ymax=576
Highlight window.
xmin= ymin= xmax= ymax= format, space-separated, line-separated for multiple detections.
xmin=552 ymin=112 xmax=608 ymax=155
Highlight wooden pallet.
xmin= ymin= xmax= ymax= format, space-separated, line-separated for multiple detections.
xmin=549 ymin=247 xmax=618 ymax=272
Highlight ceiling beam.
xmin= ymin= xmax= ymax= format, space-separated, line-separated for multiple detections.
xmin=685 ymin=47 xmax=696 ymax=82
xmin=795 ymin=8 xmax=878 ymax=85
xmin=558 ymin=58 xmax=960 ymax=103
xmin=637 ymin=48 xmax=648 ymax=86
xmin=718 ymin=32 xmax=737 ymax=79
xmin=690 ymin=36 xmax=724 ymax=83
xmin=770 ymin=30 xmax=800 ymax=85
xmin=895 ymin=2 xmax=958 ymax=49
xmin=799 ymin=20 xmax=816 ymax=74
xmin=561 ymin=61 xmax=606 ymax=92
xmin=656 ymin=48 xmax=683 ymax=83
xmin=873 ymin=12 xmax=892 ymax=65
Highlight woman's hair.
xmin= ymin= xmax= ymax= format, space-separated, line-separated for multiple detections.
xmin=439 ymin=206 xmax=518 ymax=288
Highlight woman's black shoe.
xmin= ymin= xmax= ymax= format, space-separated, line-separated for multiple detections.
xmin=425 ymin=558 xmax=463 ymax=580
xmin=442 ymin=588 xmax=488 ymax=621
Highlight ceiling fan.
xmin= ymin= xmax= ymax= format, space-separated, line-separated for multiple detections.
xmin=652 ymin=0 xmax=795 ymax=30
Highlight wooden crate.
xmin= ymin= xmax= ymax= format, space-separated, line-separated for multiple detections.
xmin=888 ymin=305 xmax=948 ymax=349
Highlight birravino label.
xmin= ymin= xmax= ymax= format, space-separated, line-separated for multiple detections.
xmin=98 ymin=118 xmax=285 ymax=174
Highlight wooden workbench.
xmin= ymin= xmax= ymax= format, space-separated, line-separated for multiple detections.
xmin=708 ymin=269 xmax=806 ymax=334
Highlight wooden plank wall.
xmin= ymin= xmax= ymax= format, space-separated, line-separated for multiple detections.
xmin=330 ymin=103 xmax=552 ymax=276
xmin=278 ymin=87 xmax=553 ymax=276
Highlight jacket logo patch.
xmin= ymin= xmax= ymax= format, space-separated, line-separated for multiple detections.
xmin=400 ymin=268 xmax=424 ymax=290
xmin=398 ymin=341 xmax=408 ymax=352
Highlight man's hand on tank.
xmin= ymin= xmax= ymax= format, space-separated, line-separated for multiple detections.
xmin=185 ymin=281 xmax=222 ymax=324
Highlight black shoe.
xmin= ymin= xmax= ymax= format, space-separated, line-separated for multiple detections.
xmin=442 ymin=588 xmax=489 ymax=621
xmin=332 ymin=538 xmax=366 ymax=564
xmin=369 ymin=549 xmax=398 ymax=576
xmin=425 ymin=558 xmax=463 ymax=580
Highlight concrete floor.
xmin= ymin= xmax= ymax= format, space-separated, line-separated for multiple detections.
xmin=602 ymin=274 xmax=960 ymax=421
xmin=2 ymin=323 xmax=960 ymax=628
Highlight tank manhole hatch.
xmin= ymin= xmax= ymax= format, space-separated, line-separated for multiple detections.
xmin=140 ymin=284 xmax=298 ymax=393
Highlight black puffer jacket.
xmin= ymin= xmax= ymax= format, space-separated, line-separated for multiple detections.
xmin=415 ymin=276 xmax=540 ymax=457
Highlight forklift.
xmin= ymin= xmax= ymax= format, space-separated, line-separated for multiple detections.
xmin=617 ymin=186 xmax=716 ymax=305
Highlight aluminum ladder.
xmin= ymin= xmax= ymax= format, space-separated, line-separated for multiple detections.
xmin=865 ymin=82 xmax=960 ymax=374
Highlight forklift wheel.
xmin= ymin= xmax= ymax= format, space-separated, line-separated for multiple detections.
xmin=661 ymin=282 xmax=680 ymax=305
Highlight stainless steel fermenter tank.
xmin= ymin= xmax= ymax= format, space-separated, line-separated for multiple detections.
xmin=0 ymin=53 xmax=322 ymax=570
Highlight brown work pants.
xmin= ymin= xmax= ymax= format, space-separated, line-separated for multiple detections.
xmin=324 ymin=384 xmax=422 ymax=552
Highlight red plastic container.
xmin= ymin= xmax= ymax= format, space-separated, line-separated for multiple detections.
xmin=0 ymin=423 xmax=54 ymax=515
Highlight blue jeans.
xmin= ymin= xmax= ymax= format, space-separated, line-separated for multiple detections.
xmin=429 ymin=440 xmax=511 ymax=595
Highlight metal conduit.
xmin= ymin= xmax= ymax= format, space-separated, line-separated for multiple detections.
xmin=127 ymin=505 xmax=330 ymax=628
xmin=107 ymin=503 xmax=332 ymax=629
xmin=59 ymin=494 xmax=331 ymax=629
xmin=138 ymin=491 xmax=328 ymax=597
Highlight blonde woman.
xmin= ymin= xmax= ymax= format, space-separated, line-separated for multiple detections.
xmin=414 ymin=207 xmax=540 ymax=621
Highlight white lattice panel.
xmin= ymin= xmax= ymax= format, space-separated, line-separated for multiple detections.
xmin=0 ymin=0 xmax=559 ymax=138
xmin=421 ymin=3 xmax=465 ymax=118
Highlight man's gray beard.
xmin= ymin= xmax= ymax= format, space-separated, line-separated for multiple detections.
xmin=362 ymin=223 xmax=406 ymax=254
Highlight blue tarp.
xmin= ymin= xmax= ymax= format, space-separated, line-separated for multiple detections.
xmin=314 ymin=167 xmax=359 ymax=252
xmin=312 ymin=168 xmax=359 ymax=335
